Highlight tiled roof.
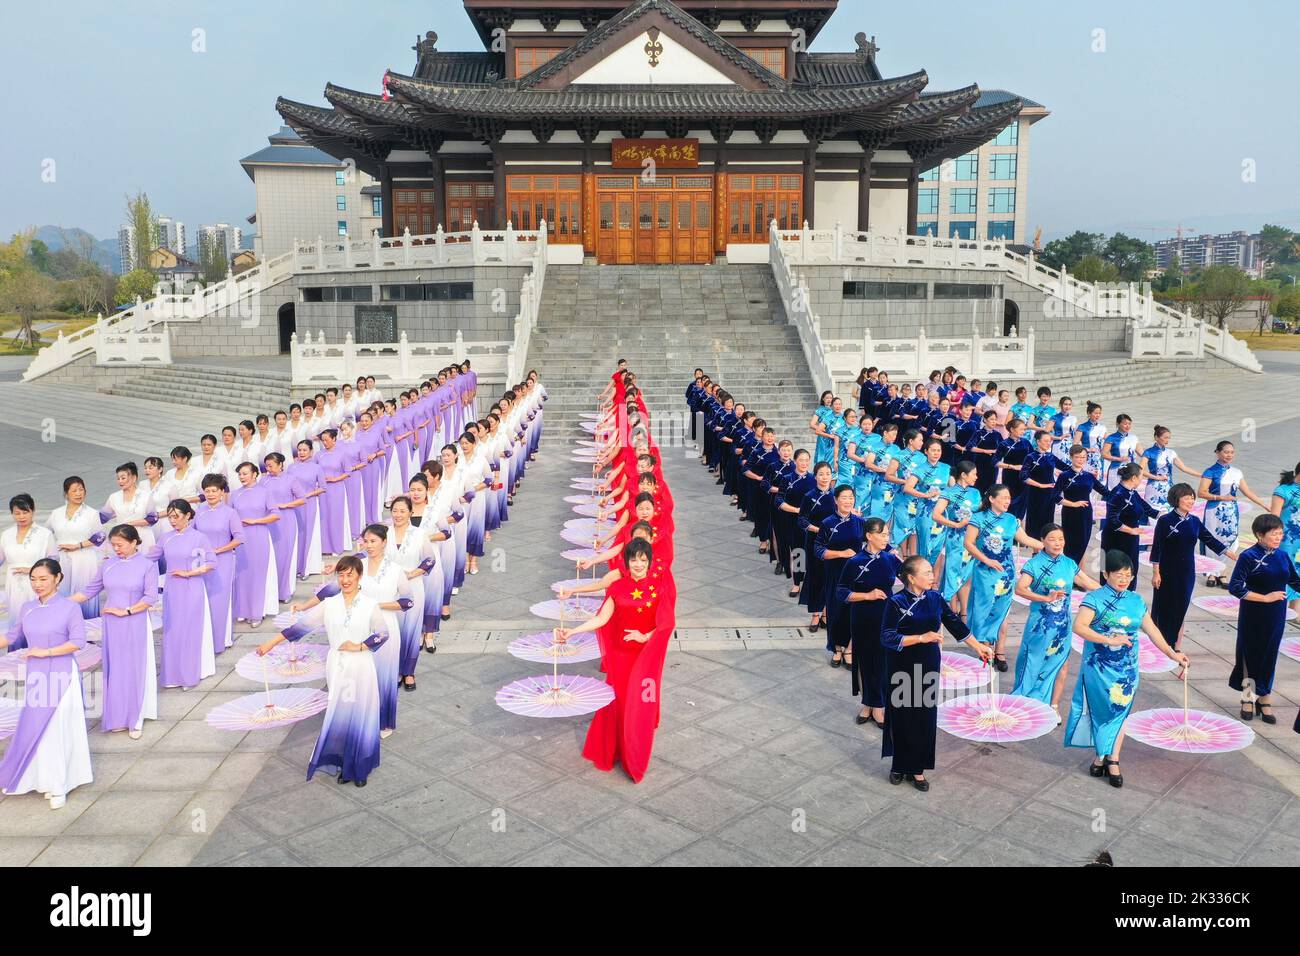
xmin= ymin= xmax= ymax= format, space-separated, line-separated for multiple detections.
xmin=277 ymin=98 xmax=377 ymax=139
xmin=794 ymin=53 xmax=882 ymax=87
xmin=383 ymin=70 xmax=929 ymax=118
xmin=414 ymin=51 xmax=504 ymax=84
xmin=325 ymin=84 xmax=425 ymax=128
xmin=976 ymin=89 xmax=1045 ymax=110
xmin=239 ymin=126 xmax=347 ymax=180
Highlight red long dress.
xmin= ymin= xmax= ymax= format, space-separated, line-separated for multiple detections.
xmin=582 ymin=570 xmax=676 ymax=782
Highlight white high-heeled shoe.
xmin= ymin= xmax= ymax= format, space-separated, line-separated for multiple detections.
xmin=48 ymin=794 xmax=66 ymax=810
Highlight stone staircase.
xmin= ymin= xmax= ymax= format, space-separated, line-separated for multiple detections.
xmin=995 ymin=356 xmax=1245 ymax=409
xmin=528 ymin=264 xmax=821 ymax=443
xmin=99 ymin=363 xmax=293 ymax=414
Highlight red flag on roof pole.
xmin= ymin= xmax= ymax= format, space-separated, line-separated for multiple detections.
xmin=382 ymin=71 xmax=390 ymax=101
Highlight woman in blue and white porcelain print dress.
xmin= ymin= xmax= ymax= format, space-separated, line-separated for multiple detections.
xmin=1197 ymin=440 xmax=1269 ymax=569
xmin=1139 ymin=425 xmax=1200 ymax=514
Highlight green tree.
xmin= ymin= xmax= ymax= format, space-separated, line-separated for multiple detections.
xmin=124 ymin=191 xmax=156 ymax=271
xmin=1195 ymin=265 xmax=1252 ymax=329
xmin=0 ymin=267 xmax=58 ymax=348
xmin=1258 ymin=224 xmax=1298 ymax=268
xmin=1265 ymin=262 xmax=1300 ymax=284
xmin=27 ymin=238 xmax=52 ymax=274
xmin=1038 ymin=230 xmax=1105 ymax=271
xmin=198 ymin=241 xmax=226 ymax=283
xmin=1152 ymin=255 xmax=1185 ymax=293
xmin=1070 ymin=254 xmax=1121 ymax=283
xmin=1273 ymin=289 xmax=1300 ymax=324
xmin=1102 ymin=232 xmax=1155 ymax=282
xmin=116 ymin=268 xmax=158 ymax=306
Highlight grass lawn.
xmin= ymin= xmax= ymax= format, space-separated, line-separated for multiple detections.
xmin=0 ymin=313 xmax=98 ymax=354
xmin=1231 ymin=331 xmax=1300 ymax=350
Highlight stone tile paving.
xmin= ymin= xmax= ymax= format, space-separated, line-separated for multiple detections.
xmin=0 ymin=365 xmax=1297 ymax=866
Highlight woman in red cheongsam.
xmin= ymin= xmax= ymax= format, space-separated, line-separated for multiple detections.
xmin=556 ymin=538 xmax=675 ymax=783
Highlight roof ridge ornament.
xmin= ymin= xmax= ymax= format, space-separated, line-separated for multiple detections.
xmin=856 ymin=33 xmax=880 ymax=61
xmin=414 ymin=31 xmax=438 ymax=57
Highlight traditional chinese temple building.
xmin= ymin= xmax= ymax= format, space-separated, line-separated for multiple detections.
xmin=278 ymin=0 xmax=1041 ymax=265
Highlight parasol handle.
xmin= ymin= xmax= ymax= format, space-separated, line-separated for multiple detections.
xmin=555 ymin=599 xmax=566 ymax=687
xmin=988 ymin=645 xmax=998 ymax=712
xmin=1183 ymin=658 xmax=1189 ymax=726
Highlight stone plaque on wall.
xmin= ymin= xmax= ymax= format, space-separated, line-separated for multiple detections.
xmin=355 ymin=305 xmax=397 ymax=343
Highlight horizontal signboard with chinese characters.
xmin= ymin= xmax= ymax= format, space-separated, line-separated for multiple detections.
xmin=611 ymin=138 xmax=700 ymax=168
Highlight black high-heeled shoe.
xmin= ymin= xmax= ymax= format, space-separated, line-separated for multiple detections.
xmin=337 ymin=774 xmax=350 ymax=785
xmin=1104 ymin=758 xmax=1123 ymax=788
xmin=1240 ymin=698 xmax=1255 ymax=721
xmin=1089 ymin=759 xmax=1105 ymax=778
xmin=354 ymin=778 xmax=367 ymax=788
xmin=993 ymin=654 xmax=1009 ymax=672
xmin=830 ymin=651 xmax=843 ymax=668
xmin=906 ymin=774 xmax=930 ymax=793
xmin=856 ymin=712 xmax=872 ymax=725
xmin=889 ymin=771 xmax=905 ymax=785
xmin=809 ymin=618 xmax=821 ymax=633
xmin=1257 ymin=699 xmax=1276 ymax=724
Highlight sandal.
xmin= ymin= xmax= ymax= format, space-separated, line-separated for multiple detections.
xmin=830 ymin=649 xmax=844 ymax=668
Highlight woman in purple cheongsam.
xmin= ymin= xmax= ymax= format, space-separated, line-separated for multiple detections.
xmin=261 ymin=453 xmax=307 ymax=603
xmin=338 ymin=419 xmax=366 ymax=543
xmin=0 ymin=559 xmax=92 ymax=809
xmin=229 ymin=462 xmax=281 ymax=627
xmin=288 ymin=439 xmax=326 ymax=578
xmin=71 ymin=525 xmax=158 ymax=738
xmin=194 ymin=474 xmax=244 ymax=656
xmin=315 ymin=429 xmax=353 ymax=555
xmin=149 ymin=499 xmax=218 ymax=690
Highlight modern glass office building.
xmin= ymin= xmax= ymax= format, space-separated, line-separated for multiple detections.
xmin=914 ymin=91 xmax=1049 ymax=245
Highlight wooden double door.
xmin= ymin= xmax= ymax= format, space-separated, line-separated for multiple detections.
xmin=596 ymin=174 xmax=713 ymax=264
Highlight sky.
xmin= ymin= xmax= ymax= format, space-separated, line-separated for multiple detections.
xmin=1 ymin=0 xmax=1297 ymax=245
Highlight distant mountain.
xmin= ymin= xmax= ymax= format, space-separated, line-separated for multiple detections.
xmin=31 ymin=225 xmax=120 ymax=274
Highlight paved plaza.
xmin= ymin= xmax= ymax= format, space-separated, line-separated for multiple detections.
xmin=0 ymin=356 xmax=1297 ymax=866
